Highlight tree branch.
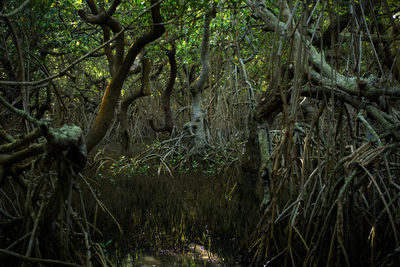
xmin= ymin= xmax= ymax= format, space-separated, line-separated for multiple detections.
xmin=85 ymin=0 xmax=165 ymax=152
xmin=0 ymin=1 xmax=160 ymax=86
xmin=0 ymin=248 xmax=82 ymax=267
xmin=0 ymin=0 xmax=31 ymax=18
xmin=150 ymin=45 xmax=177 ymax=133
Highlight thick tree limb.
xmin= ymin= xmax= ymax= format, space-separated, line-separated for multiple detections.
xmin=247 ymin=0 xmax=400 ymax=107
xmin=120 ymin=59 xmax=151 ymax=152
xmin=78 ymin=1 xmax=124 ymax=71
xmin=0 ymin=248 xmax=82 ymax=267
xmin=150 ymin=45 xmax=177 ymax=133
xmin=0 ymin=128 xmax=42 ymax=153
xmin=0 ymin=1 xmax=161 ymax=87
xmin=185 ymin=9 xmax=215 ymax=154
xmin=85 ymin=0 xmax=165 ymax=152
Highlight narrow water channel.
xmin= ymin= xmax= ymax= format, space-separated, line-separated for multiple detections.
xmin=117 ymin=251 xmax=241 ymax=266
xmin=116 ymin=245 xmax=242 ymax=267
xmin=88 ymin=173 xmax=254 ymax=266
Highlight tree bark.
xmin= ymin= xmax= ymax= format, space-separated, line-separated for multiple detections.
xmin=185 ymin=10 xmax=214 ymax=154
xmin=149 ymin=44 xmax=177 ymax=133
xmin=120 ymin=59 xmax=151 ymax=153
xmin=84 ymin=0 xmax=165 ymax=152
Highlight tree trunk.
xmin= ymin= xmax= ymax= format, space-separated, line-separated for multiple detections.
xmin=149 ymin=44 xmax=177 ymax=133
xmin=85 ymin=0 xmax=165 ymax=153
xmin=185 ymin=10 xmax=214 ymax=154
xmin=120 ymin=59 xmax=151 ymax=153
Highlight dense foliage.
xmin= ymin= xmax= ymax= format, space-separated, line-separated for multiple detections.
xmin=1 ymin=0 xmax=400 ymax=266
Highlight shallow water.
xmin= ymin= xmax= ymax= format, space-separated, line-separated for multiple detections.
xmin=116 ymin=250 xmax=241 ymax=266
xmin=117 ymin=252 xmax=207 ymax=266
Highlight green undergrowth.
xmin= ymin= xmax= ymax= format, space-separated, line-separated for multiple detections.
xmin=78 ymin=161 xmax=259 ymax=264
xmin=102 ymin=147 xmax=236 ymax=178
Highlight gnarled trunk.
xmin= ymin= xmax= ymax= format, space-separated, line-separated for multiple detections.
xmin=83 ymin=0 xmax=165 ymax=153
xmin=150 ymin=44 xmax=177 ymax=134
xmin=185 ymin=10 xmax=214 ymax=155
xmin=120 ymin=59 xmax=151 ymax=153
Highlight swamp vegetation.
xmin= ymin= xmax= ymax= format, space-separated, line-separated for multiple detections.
xmin=1 ymin=0 xmax=400 ymax=266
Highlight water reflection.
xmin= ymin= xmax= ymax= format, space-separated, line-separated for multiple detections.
xmin=118 ymin=252 xmax=207 ymax=266
xmin=117 ymin=249 xmax=241 ymax=266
